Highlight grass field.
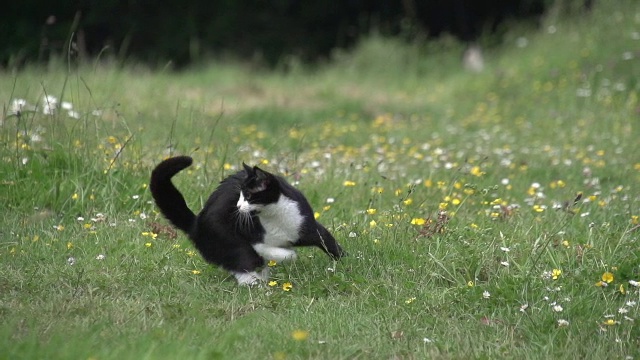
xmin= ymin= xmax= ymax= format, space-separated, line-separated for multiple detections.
xmin=2 ymin=2 xmax=640 ymax=359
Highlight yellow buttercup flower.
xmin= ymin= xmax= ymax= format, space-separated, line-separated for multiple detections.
xmin=601 ymin=272 xmax=614 ymax=283
xmin=291 ymin=330 xmax=309 ymax=341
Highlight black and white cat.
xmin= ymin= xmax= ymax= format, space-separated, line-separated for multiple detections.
xmin=150 ymin=156 xmax=344 ymax=285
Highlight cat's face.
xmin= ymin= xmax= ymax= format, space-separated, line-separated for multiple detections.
xmin=236 ymin=164 xmax=279 ymax=213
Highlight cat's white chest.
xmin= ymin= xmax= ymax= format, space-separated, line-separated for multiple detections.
xmin=258 ymin=195 xmax=303 ymax=247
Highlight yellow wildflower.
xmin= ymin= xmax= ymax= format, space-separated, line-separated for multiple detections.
xmin=470 ymin=166 xmax=484 ymax=177
xmin=291 ymin=330 xmax=309 ymax=341
xmin=602 ymin=272 xmax=614 ymax=283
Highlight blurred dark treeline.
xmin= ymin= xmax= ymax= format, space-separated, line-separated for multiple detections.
xmin=2 ymin=0 xmax=581 ymax=69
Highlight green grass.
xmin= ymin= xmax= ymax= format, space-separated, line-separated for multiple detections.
xmin=2 ymin=1 xmax=640 ymax=359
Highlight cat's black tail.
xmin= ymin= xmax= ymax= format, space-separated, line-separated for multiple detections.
xmin=150 ymin=156 xmax=197 ymax=234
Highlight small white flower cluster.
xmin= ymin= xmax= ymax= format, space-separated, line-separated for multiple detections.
xmin=9 ymin=96 xmax=103 ymax=119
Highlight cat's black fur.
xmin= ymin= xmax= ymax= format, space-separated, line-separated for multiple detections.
xmin=150 ymin=155 xmax=344 ymax=284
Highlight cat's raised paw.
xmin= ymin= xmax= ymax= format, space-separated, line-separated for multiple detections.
xmin=253 ymin=244 xmax=297 ymax=262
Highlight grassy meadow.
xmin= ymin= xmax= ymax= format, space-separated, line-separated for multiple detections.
xmin=2 ymin=2 xmax=640 ymax=359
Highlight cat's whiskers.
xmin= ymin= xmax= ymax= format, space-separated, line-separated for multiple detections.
xmin=232 ymin=207 xmax=254 ymax=232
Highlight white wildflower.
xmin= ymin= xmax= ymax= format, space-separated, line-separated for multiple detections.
xmin=42 ymin=95 xmax=58 ymax=115
xmin=10 ymin=99 xmax=28 ymax=114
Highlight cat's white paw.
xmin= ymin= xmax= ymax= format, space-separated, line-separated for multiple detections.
xmin=260 ymin=267 xmax=271 ymax=280
xmin=233 ymin=271 xmax=263 ymax=286
xmin=253 ymin=244 xmax=297 ymax=262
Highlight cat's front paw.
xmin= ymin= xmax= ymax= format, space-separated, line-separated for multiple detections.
xmin=233 ymin=271 xmax=264 ymax=286
xmin=253 ymin=244 xmax=298 ymax=263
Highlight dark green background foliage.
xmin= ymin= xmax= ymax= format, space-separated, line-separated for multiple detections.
xmin=2 ymin=0 xmax=553 ymax=67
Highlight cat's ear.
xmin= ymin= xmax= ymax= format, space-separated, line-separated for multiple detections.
xmin=253 ymin=167 xmax=271 ymax=181
xmin=253 ymin=167 xmax=272 ymax=189
xmin=242 ymin=162 xmax=253 ymax=175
